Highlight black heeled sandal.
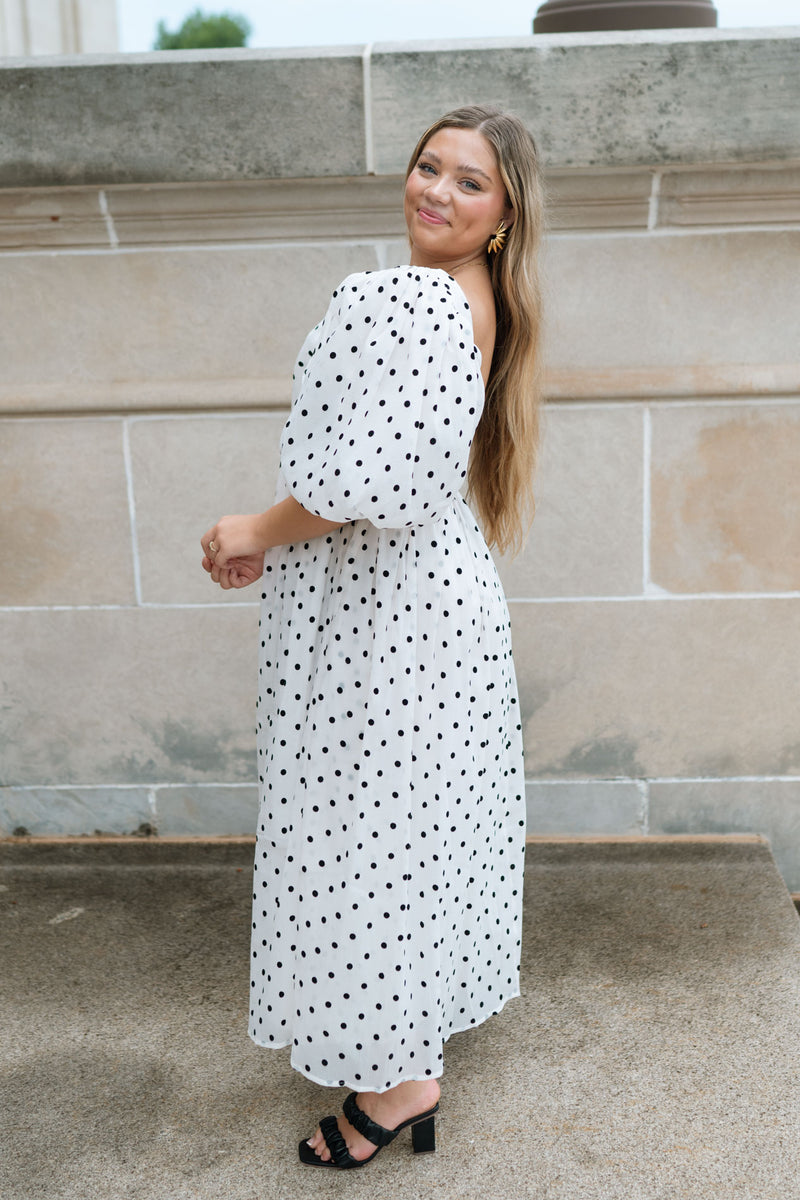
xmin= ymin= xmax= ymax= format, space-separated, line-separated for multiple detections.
xmin=298 ymin=1090 xmax=439 ymax=1168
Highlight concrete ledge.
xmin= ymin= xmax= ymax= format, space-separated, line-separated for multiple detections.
xmin=1 ymin=30 xmax=799 ymax=187
xmin=0 ymin=47 xmax=367 ymax=187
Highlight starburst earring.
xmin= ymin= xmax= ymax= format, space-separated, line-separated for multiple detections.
xmin=487 ymin=220 xmax=508 ymax=254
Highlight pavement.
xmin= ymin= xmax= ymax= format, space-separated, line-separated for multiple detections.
xmin=1 ymin=835 xmax=799 ymax=1200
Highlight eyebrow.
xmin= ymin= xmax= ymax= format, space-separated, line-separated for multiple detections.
xmin=420 ymin=149 xmax=493 ymax=184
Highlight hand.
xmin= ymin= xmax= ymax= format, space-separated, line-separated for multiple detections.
xmin=201 ymin=513 xmax=269 ymax=589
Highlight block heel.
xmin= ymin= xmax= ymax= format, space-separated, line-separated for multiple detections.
xmin=411 ymin=1114 xmax=436 ymax=1153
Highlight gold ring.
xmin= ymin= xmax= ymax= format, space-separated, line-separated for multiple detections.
xmin=209 ymin=540 xmax=219 ymax=554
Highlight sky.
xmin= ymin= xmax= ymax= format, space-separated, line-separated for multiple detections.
xmin=117 ymin=1 xmax=800 ymax=53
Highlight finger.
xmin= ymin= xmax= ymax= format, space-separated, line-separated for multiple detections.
xmin=201 ymin=556 xmax=213 ymax=574
xmin=200 ymin=526 xmax=217 ymax=555
xmin=219 ymin=569 xmax=233 ymax=590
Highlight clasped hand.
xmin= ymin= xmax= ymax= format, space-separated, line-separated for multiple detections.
xmin=201 ymin=513 xmax=268 ymax=590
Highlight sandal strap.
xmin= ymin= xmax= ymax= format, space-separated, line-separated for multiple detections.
xmin=319 ymin=1114 xmax=357 ymax=1166
xmin=343 ymin=1092 xmax=399 ymax=1148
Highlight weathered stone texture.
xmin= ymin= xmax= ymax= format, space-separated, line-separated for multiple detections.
xmin=156 ymin=786 xmax=258 ymax=836
xmin=650 ymin=780 xmax=800 ymax=892
xmin=103 ymin=176 xmax=407 ymax=247
xmin=511 ymin=599 xmax=800 ymax=780
xmin=0 ymin=609 xmax=258 ymax=787
xmin=495 ymin=405 xmax=643 ymax=598
xmin=129 ymin=415 xmax=284 ymax=605
xmin=0 ymin=187 xmax=109 ymax=249
xmin=371 ymin=31 xmax=800 ymax=172
xmin=546 ymin=169 xmax=652 ymax=231
xmin=0 ymin=244 xmax=376 ymax=399
xmin=658 ymin=165 xmax=800 ymax=228
xmin=650 ymin=403 xmax=800 ymax=594
xmin=0 ymin=787 xmax=152 ymax=837
xmin=525 ymin=780 xmax=644 ymax=834
xmin=0 ymin=49 xmax=366 ymax=186
xmin=543 ymin=230 xmax=800 ymax=378
xmin=0 ymin=419 xmax=135 ymax=606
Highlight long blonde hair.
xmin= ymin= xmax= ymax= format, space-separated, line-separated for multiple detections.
xmin=406 ymin=106 xmax=545 ymax=555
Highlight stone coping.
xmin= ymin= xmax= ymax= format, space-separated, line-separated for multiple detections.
xmin=1 ymin=28 xmax=799 ymax=186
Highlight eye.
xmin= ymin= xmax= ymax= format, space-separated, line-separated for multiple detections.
xmin=417 ymin=161 xmax=436 ymax=175
xmin=461 ymin=179 xmax=481 ymax=192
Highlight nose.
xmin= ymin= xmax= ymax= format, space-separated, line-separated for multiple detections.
xmin=424 ymin=173 xmax=450 ymax=202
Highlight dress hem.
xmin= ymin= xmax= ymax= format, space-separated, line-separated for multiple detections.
xmin=248 ymin=987 xmax=522 ymax=1093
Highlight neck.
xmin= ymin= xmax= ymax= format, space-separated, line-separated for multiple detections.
xmin=409 ymin=249 xmax=489 ymax=275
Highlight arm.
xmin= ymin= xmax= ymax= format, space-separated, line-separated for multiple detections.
xmin=201 ymin=497 xmax=346 ymax=590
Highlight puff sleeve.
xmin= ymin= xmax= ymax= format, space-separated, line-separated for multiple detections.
xmin=279 ymin=268 xmax=484 ymax=528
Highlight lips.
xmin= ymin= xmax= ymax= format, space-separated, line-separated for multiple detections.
xmin=418 ymin=207 xmax=448 ymax=225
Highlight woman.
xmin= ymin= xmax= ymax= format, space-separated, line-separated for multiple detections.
xmin=201 ymin=105 xmax=545 ymax=1169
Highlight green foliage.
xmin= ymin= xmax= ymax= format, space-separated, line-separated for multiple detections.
xmin=153 ymin=8 xmax=252 ymax=50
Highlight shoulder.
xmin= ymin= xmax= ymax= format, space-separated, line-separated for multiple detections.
xmin=331 ymin=266 xmax=470 ymax=315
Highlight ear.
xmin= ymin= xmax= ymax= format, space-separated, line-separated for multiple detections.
xmin=503 ymin=204 xmax=516 ymax=229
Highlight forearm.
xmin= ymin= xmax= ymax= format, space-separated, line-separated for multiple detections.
xmin=259 ymin=496 xmax=346 ymax=549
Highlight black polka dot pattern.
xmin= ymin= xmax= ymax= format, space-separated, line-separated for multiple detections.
xmin=249 ymin=267 xmax=526 ymax=1094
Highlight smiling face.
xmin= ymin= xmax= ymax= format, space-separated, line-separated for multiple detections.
xmin=404 ymin=126 xmax=514 ymax=270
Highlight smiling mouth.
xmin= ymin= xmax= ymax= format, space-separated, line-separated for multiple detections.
xmin=418 ymin=208 xmax=448 ymax=225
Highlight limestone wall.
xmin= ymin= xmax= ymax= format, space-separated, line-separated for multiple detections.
xmin=2 ymin=31 xmax=800 ymax=885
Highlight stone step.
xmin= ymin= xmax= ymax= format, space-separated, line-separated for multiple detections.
xmin=1 ymin=835 xmax=798 ymax=1199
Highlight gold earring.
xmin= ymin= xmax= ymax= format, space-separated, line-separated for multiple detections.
xmin=487 ymin=220 xmax=508 ymax=254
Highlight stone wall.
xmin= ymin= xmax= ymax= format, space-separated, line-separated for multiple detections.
xmin=2 ymin=30 xmax=800 ymax=885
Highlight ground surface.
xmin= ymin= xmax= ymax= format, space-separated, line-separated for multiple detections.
xmin=2 ymin=837 xmax=798 ymax=1200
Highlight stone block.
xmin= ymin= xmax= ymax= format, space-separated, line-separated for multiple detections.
xmin=659 ymin=164 xmax=800 ymax=227
xmin=542 ymin=230 xmax=800 ymax=399
xmin=128 ymin=414 xmax=284 ymax=605
xmin=155 ymin=785 xmax=258 ymax=835
xmin=649 ymin=780 xmax=800 ymax=893
xmin=509 ymin=598 xmax=800 ymax=780
xmin=0 ymin=243 xmax=376 ymax=401
xmin=0 ymin=787 xmax=152 ymax=837
xmin=546 ymin=169 xmax=652 ymax=231
xmin=0 ymin=418 xmax=135 ymax=605
xmin=650 ymin=403 xmax=800 ymax=594
xmin=371 ymin=31 xmax=800 ymax=173
xmin=495 ymin=405 xmax=643 ymax=598
xmin=0 ymin=49 xmax=366 ymax=187
xmin=0 ymin=608 xmax=258 ymax=787
xmin=0 ymin=187 xmax=109 ymax=249
xmin=105 ymin=176 xmax=407 ymax=246
xmin=525 ymin=780 xmax=643 ymax=834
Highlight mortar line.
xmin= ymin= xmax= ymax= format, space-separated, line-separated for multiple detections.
xmin=121 ymin=420 xmax=143 ymax=605
xmin=524 ymin=775 xmax=800 ymax=784
xmin=2 ymin=222 xmax=800 ymax=262
xmin=647 ymin=169 xmax=662 ymax=231
xmin=642 ymin=405 xmax=652 ymax=593
xmin=147 ymin=788 xmax=158 ymax=831
xmin=637 ymin=779 xmax=650 ymax=834
xmin=97 ymin=189 xmax=119 ymax=249
xmin=11 ymin=777 xmax=798 ymax=792
xmin=362 ymin=44 xmax=375 ymax=175
xmin=4 ymin=588 xmax=800 ymax=614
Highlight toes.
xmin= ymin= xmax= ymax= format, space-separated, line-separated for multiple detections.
xmin=306 ymin=1126 xmax=331 ymax=1161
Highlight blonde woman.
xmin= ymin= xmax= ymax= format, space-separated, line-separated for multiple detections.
xmin=201 ymin=105 xmax=545 ymax=1169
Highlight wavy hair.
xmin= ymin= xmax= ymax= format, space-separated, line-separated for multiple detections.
xmin=406 ymin=105 xmax=545 ymax=555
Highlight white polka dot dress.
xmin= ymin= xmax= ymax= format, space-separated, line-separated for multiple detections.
xmin=249 ymin=267 xmax=526 ymax=1093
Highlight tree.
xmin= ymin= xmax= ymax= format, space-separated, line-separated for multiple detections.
xmin=153 ymin=8 xmax=252 ymax=50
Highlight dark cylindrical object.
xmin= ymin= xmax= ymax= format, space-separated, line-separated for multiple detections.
xmin=533 ymin=0 xmax=718 ymax=32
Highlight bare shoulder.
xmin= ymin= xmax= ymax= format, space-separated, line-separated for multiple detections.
xmin=452 ymin=271 xmax=497 ymax=383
